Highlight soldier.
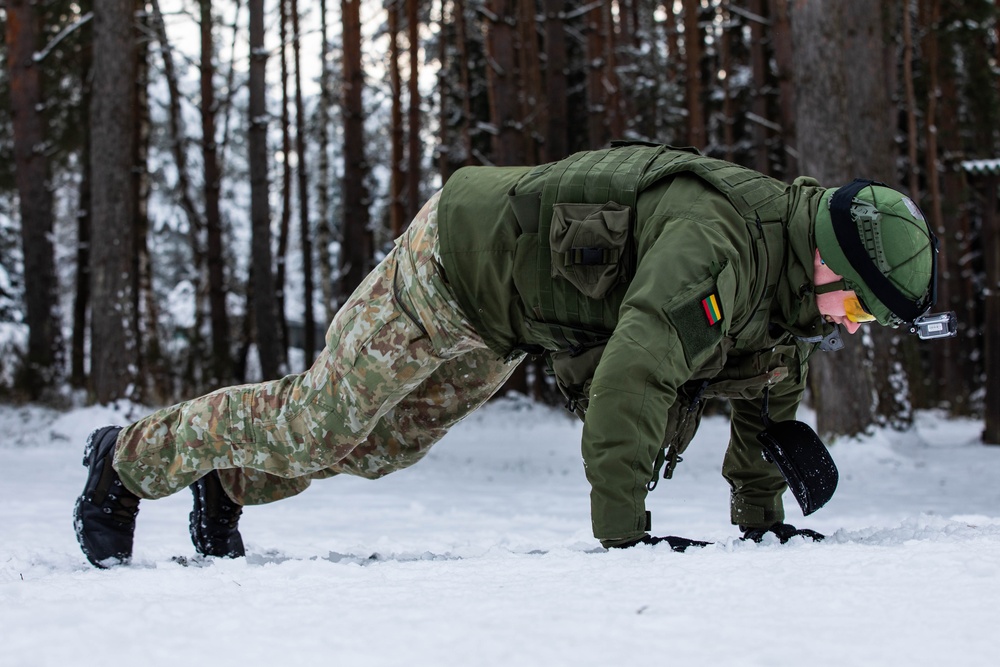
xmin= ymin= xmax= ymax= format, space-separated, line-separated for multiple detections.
xmin=75 ymin=144 xmax=940 ymax=567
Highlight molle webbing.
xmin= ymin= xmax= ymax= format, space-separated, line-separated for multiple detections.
xmin=513 ymin=144 xmax=788 ymax=350
xmin=651 ymin=151 xmax=787 ymax=216
xmin=536 ymin=146 xmax=665 ymax=348
xmin=652 ymin=151 xmax=789 ymax=336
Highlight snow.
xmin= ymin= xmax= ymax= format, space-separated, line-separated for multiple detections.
xmin=2 ymin=396 xmax=999 ymax=666
xmin=960 ymin=159 xmax=1000 ymax=175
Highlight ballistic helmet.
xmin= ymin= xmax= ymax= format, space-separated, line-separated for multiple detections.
xmin=814 ymin=180 xmax=937 ymax=327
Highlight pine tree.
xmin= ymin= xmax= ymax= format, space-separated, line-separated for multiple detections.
xmin=89 ymin=0 xmax=139 ymax=403
xmin=6 ymin=0 xmax=62 ymax=398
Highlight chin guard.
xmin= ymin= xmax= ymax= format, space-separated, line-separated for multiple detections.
xmin=756 ymin=389 xmax=839 ymax=516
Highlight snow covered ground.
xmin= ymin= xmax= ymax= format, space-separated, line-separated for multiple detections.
xmin=2 ymin=395 xmax=999 ymax=667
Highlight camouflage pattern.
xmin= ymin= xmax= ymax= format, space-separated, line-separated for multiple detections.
xmin=113 ymin=191 xmax=522 ymax=505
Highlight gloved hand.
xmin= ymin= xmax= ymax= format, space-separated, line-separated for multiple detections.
xmin=610 ymin=534 xmax=713 ymax=552
xmin=740 ymin=522 xmax=825 ymax=544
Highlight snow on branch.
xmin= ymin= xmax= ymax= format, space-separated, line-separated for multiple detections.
xmin=34 ymin=12 xmax=93 ymax=63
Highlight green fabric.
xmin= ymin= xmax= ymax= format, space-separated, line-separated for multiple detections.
xmin=438 ymin=145 xmax=833 ymax=545
xmin=814 ymin=184 xmax=934 ymax=326
xmin=436 ymin=166 xmax=534 ymax=357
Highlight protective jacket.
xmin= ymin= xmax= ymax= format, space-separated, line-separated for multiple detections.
xmin=437 ymin=144 xmax=833 ymax=547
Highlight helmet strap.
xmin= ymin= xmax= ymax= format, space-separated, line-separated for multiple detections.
xmin=814 ymin=280 xmax=847 ymax=295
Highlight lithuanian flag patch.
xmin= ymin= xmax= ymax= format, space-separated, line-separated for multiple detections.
xmin=701 ymin=292 xmax=723 ymax=326
xmin=664 ymin=280 xmax=727 ymax=365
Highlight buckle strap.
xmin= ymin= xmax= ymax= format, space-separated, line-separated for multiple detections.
xmin=560 ymin=247 xmax=621 ymax=266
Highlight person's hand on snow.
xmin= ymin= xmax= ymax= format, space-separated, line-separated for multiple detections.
xmin=740 ymin=522 xmax=824 ymax=543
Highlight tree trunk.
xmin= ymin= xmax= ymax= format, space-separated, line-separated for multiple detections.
xmin=614 ymin=0 xmax=636 ymax=136
xmin=90 ymin=0 xmax=139 ymax=403
xmin=902 ymin=0 xmax=920 ymax=200
xmin=517 ymin=0 xmax=542 ymax=164
xmin=389 ymin=0 xmax=406 ymax=236
xmin=340 ymin=0 xmax=373 ymax=298
xmin=150 ymin=0 xmax=202 ymax=239
xmin=437 ymin=0 xmax=449 ymax=178
xmin=151 ymin=0 xmax=207 ymax=394
xmin=407 ymin=0 xmax=423 ymax=220
xmin=997 ymin=0 xmax=1000 ymax=84
xmin=664 ymin=0 xmax=680 ymax=93
xmin=585 ymin=3 xmax=608 ymax=148
xmin=682 ymin=0 xmax=705 ymax=148
xmin=919 ymin=0 xmax=973 ymax=413
xmin=928 ymin=0 xmax=983 ymax=416
xmin=485 ymin=0 xmax=521 ymax=164
xmin=249 ymin=0 xmax=283 ymax=378
xmin=6 ymin=0 xmax=62 ymax=398
xmin=133 ymin=13 xmax=167 ymax=405
xmin=845 ymin=0 xmax=913 ymax=430
xmin=72 ymin=23 xmax=93 ymax=389
xmin=316 ymin=0 xmax=336 ymax=319
xmin=749 ymin=0 xmax=769 ymax=173
xmin=933 ymin=46 xmax=974 ymax=416
xmin=454 ymin=0 xmax=474 ymax=166
xmin=219 ymin=0 xmax=245 ymax=171
xmin=277 ymin=0 xmax=292 ymax=365
xmin=543 ymin=0 xmax=568 ymax=161
xmin=769 ymin=0 xmax=797 ymax=176
xmin=718 ymin=4 xmax=734 ymax=162
xmin=289 ymin=0 xmax=316 ymax=364
xmin=201 ymin=0 xmax=232 ymax=386
xmin=790 ymin=0 xmax=883 ymax=438
xmin=602 ymin=0 xmax=624 ymax=140
xmin=981 ymin=173 xmax=1000 ymax=444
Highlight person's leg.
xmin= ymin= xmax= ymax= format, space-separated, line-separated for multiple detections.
xmin=111 ymin=344 xmax=395 ymax=500
xmin=207 ymin=347 xmax=520 ymax=501
xmin=112 ymin=191 xmax=498 ymax=504
xmin=331 ymin=347 xmax=521 ymax=478
xmin=327 ymin=189 xmax=522 ymax=478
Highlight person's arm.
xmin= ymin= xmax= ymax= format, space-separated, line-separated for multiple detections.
xmin=582 ymin=225 xmax=741 ymax=547
xmin=581 ymin=310 xmax=685 ymax=546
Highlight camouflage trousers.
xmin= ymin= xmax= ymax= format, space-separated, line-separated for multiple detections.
xmin=114 ymin=191 xmax=522 ymax=505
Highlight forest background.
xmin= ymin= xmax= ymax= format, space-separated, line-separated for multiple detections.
xmin=1 ymin=0 xmax=999 ymax=443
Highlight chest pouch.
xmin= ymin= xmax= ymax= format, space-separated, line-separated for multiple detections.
xmin=549 ymin=202 xmax=631 ymax=299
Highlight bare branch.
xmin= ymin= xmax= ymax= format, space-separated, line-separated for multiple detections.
xmin=35 ymin=12 xmax=93 ymax=63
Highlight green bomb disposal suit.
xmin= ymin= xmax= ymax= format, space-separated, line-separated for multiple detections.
xmin=436 ymin=144 xmax=835 ymax=547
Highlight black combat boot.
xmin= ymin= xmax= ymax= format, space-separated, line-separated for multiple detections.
xmin=189 ymin=470 xmax=245 ymax=558
xmin=74 ymin=426 xmax=141 ymax=568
